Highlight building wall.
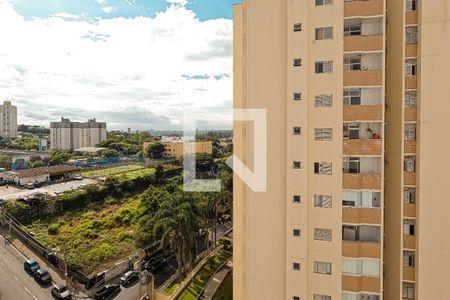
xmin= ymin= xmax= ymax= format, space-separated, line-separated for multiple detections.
xmin=50 ymin=118 xmax=107 ymax=150
xmin=0 ymin=101 xmax=17 ymax=139
xmin=143 ymin=141 xmax=213 ymax=158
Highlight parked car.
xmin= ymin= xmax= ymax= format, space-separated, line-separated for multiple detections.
xmin=33 ymin=268 xmax=52 ymax=285
xmin=25 ymin=183 xmax=35 ymax=190
xmin=23 ymin=259 xmax=40 ymax=275
xmin=119 ymin=270 xmax=139 ymax=287
xmin=51 ymin=284 xmax=71 ymax=299
xmin=144 ymin=257 xmax=167 ymax=273
xmin=71 ymin=175 xmax=83 ymax=181
xmin=93 ymin=284 xmax=121 ymax=300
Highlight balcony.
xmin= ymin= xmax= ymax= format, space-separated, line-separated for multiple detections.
xmin=344 ymin=35 xmax=383 ymax=52
xmin=403 ymin=266 xmax=416 ymax=282
xmin=403 ymin=235 xmax=416 ymax=249
xmin=405 ymin=44 xmax=418 ymax=58
xmin=342 ymin=275 xmax=381 ymax=293
xmin=404 ymin=203 xmax=416 ymax=218
xmin=342 ymin=241 xmax=381 ymax=258
xmin=404 ymin=140 xmax=416 ymax=154
xmin=344 ymin=139 xmax=382 ymax=156
xmin=345 ymin=70 xmax=383 ymax=86
xmin=343 ymin=173 xmax=381 ymax=189
xmin=344 ymin=0 xmax=384 ymax=18
xmin=343 ymin=207 xmax=382 ymax=224
xmin=404 ymin=172 xmax=416 ymax=186
xmin=406 ymin=11 xmax=418 ymax=25
xmin=344 ymin=105 xmax=382 ymax=121
xmin=405 ymin=76 xmax=417 ymax=89
xmin=404 ymin=108 xmax=417 ymax=121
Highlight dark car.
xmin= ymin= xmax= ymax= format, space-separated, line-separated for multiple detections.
xmin=23 ymin=259 xmax=40 ymax=275
xmin=119 ymin=270 xmax=139 ymax=287
xmin=51 ymin=284 xmax=71 ymax=299
xmin=143 ymin=256 xmax=166 ymax=272
xmin=34 ymin=268 xmax=52 ymax=285
xmin=93 ymin=284 xmax=121 ymax=300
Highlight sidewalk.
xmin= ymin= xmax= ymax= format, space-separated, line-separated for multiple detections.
xmin=200 ymin=260 xmax=232 ymax=300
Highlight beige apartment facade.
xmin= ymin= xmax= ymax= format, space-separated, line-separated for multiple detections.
xmin=143 ymin=140 xmax=213 ymax=158
xmin=50 ymin=118 xmax=107 ymax=150
xmin=233 ymin=0 xmax=450 ymax=300
xmin=0 ymin=100 xmax=17 ymax=139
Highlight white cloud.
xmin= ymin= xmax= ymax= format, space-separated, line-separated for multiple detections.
xmin=167 ymin=0 xmax=188 ymax=6
xmin=0 ymin=0 xmax=232 ymax=130
xmin=102 ymin=6 xmax=114 ymax=13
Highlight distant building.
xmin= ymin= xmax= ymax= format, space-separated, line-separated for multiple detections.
xmin=50 ymin=118 xmax=107 ymax=150
xmin=143 ymin=137 xmax=213 ymax=158
xmin=0 ymin=100 xmax=17 ymax=139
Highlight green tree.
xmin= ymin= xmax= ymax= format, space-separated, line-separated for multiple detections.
xmin=0 ymin=155 xmax=11 ymax=170
xmin=101 ymin=149 xmax=120 ymax=158
xmin=154 ymin=164 xmax=165 ymax=183
xmin=146 ymin=142 xmax=165 ymax=159
xmin=49 ymin=150 xmax=72 ymax=166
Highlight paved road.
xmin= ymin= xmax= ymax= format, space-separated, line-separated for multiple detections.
xmin=0 ymin=237 xmax=52 ymax=300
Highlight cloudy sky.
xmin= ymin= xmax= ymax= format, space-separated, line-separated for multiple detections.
xmin=0 ymin=0 xmax=241 ymax=130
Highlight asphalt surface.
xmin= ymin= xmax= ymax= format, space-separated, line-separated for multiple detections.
xmin=0 ymin=236 xmax=53 ymax=300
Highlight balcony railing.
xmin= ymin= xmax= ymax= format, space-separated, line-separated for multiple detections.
xmin=405 ymin=76 xmax=417 ymax=89
xmin=404 ymin=203 xmax=416 ymax=218
xmin=344 ymin=0 xmax=384 ymax=18
xmin=405 ymin=44 xmax=418 ymax=58
xmin=403 ymin=235 xmax=416 ymax=249
xmin=342 ymin=240 xmax=381 ymax=259
xmin=343 ymin=173 xmax=382 ymax=189
xmin=404 ymin=108 xmax=417 ymax=121
xmin=344 ymin=70 xmax=383 ymax=86
xmin=406 ymin=11 xmax=418 ymax=25
xmin=344 ymin=35 xmax=383 ymax=52
xmin=344 ymin=139 xmax=382 ymax=156
xmin=403 ymin=266 xmax=416 ymax=282
xmin=344 ymin=104 xmax=383 ymax=121
xmin=404 ymin=140 xmax=416 ymax=154
xmin=404 ymin=172 xmax=416 ymax=186
xmin=343 ymin=207 xmax=382 ymax=224
xmin=342 ymin=275 xmax=381 ymax=293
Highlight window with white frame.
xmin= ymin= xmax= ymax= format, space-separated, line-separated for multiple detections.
xmin=314 ymin=195 xmax=332 ymax=208
xmin=404 ymin=156 xmax=416 ymax=172
xmin=344 ymin=57 xmax=361 ymax=71
xmin=404 ymin=124 xmax=416 ymax=140
xmin=406 ymin=26 xmax=418 ymax=44
xmin=344 ymin=25 xmax=361 ymax=36
xmin=315 ymin=61 xmax=333 ymax=74
xmin=405 ymin=91 xmax=417 ymax=108
xmin=405 ymin=59 xmax=417 ymax=76
xmin=342 ymin=259 xmax=380 ymax=277
xmin=314 ymin=128 xmax=333 ymax=141
xmin=403 ymin=282 xmax=415 ymax=299
xmin=403 ymin=219 xmax=415 ymax=236
xmin=313 ymin=261 xmax=332 ymax=275
xmin=406 ymin=0 xmax=417 ymax=11
xmin=315 ymin=27 xmax=333 ymax=40
xmin=343 ymin=89 xmax=361 ymax=105
xmin=342 ymin=293 xmax=380 ymax=300
xmin=314 ymin=228 xmax=332 ymax=241
xmin=314 ymin=161 xmax=332 ymax=175
xmin=342 ymin=191 xmax=381 ymax=208
xmin=314 ymin=295 xmax=331 ymax=300
xmin=404 ymin=187 xmax=416 ymax=204
xmin=315 ymin=0 xmax=333 ymax=6
xmin=403 ymin=250 xmax=415 ymax=267
xmin=343 ymin=157 xmax=360 ymax=173
xmin=315 ymin=94 xmax=333 ymax=107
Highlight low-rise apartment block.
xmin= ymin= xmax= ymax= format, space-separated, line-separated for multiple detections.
xmin=143 ymin=136 xmax=213 ymax=158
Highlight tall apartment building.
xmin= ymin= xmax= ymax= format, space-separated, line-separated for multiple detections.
xmin=233 ymin=1 xmax=450 ymax=299
xmin=0 ymin=100 xmax=17 ymax=139
xmin=50 ymin=118 xmax=107 ymax=150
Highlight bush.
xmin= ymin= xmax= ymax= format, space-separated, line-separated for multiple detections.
xmin=47 ymin=223 xmax=59 ymax=235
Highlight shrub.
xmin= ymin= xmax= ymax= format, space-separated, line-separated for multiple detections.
xmin=47 ymin=223 xmax=60 ymax=235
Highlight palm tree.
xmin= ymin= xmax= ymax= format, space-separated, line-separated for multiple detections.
xmin=152 ymin=192 xmax=201 ymax=281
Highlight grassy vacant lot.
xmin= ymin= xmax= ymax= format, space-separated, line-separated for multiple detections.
xmin=212 ymin=272 xmax=232 ymax=300
xmin=81 ymin=164 xmax=144 ymax=178
xmin=25 ymin=196 xmax=142 ymax=275
xmin=174 ymin=250 xmax=231 ymax=300
xmin=112 ymin=168 xmax=155 ymax=180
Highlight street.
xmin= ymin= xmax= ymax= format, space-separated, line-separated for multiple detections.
xmin=0 ymin=236 xmax=52 ymax=300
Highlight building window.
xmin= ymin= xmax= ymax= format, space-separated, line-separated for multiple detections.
xmin=342 ymin=293 xmax=380 ymax=300
xmin=404 ymin=156 xmax=416 ymax=172
xmin=315 ymin=94 xmax=333 ymax=107
xmin=405 ymin=59 xmax=417 ymax=76
xmin=405 ymin=91 xmax=417 ymax=108
xmin=314 ymin=228 xmax=332 ymax=241
xmin=293 ymin=23 xmax=302 ymax=32
xmin=406 ymin=26 xmax=418 ymax=44
xmin=342 ymin=259 xmax=380 ymax=277
xmin=343 ymin=89 xmax=361 ymax=105
xmin=406 ymin=0 xmax=417 ymax=11
xmin=293 ymin=195 xmax=301 ymax=203
xmin=315 ymin=0 xmax=333 ymax=6
xmin=293 ymin=161 xmax=302 ymax=169
xmin=315 ymin=27 xmax=333 ymax=40
xmin=403 ymin=250 xmax=415 ymax=267
xmin=313 ymin=295 xmax=331 ymax=300
xmin=294 ymin=58 xmax=302 ymax=67
xmin=315 ymin=61 xmax=333 ymax=74
xmin=343 ymin=191 xmax=381 ymax=208
xmin=293 ymin=229 xmax=301 ymax=237
xmin=314 ymin=128 xmax=333 ymax=141
xmin=404 ymin=124 xmax=416 ymax=140
xmin=314 ymin=195 xmax=332 ymax=208
xmin=293 ymin=93 xmax=302 ymax=101
xmin=293 ymin=297 xmax=300 ymax=300
xmin=293 ymin=127 xmax=302 ymax=135
xmin=403 ymin=282 xmax=415 ymax=299
xmin=403 ymin=219 xmax=415 ymax=236
xmin=313 ymin=261 xmax=332 ymax=275
xmin=314 ymin=162 xmax=332 ymax=175
xmin=404 ymin=187 xmax=416 ymax=204
xmin=293 ymin=262 xmax=301 ymax=271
